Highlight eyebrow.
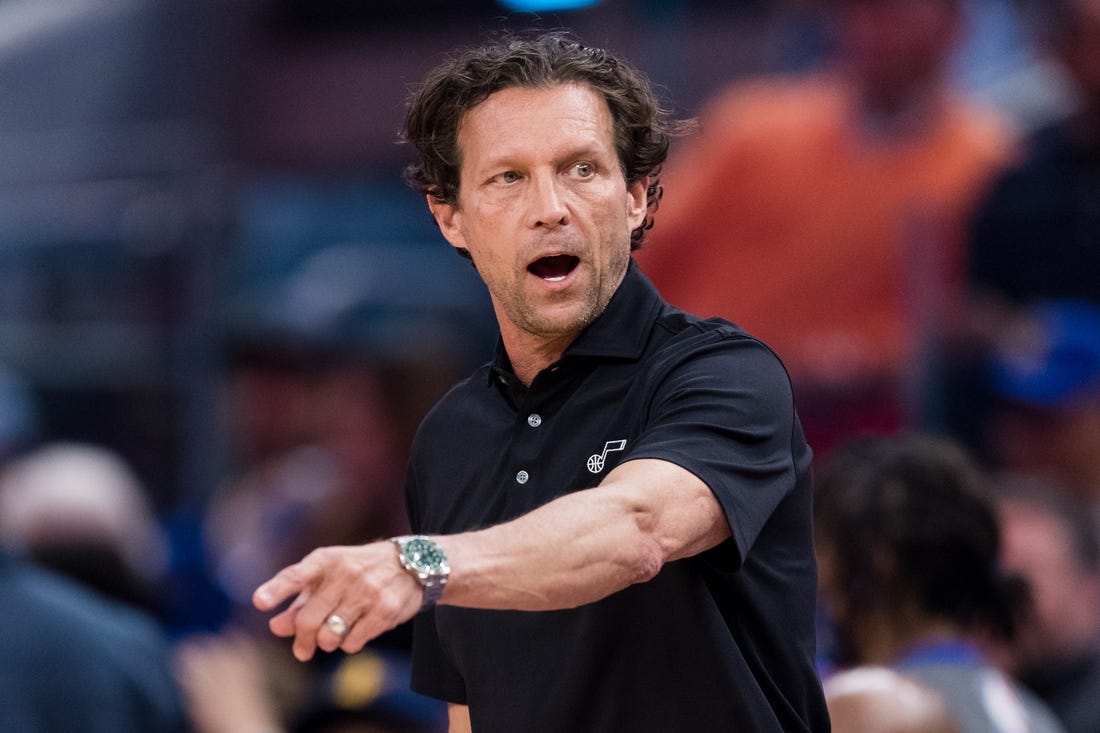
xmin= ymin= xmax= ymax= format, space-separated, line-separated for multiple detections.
xmin=481 ymin=141 xmax=613 ymax=173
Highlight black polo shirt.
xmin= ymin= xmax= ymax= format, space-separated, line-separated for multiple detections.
xmin=405 ymin=261 xmax=828 ymax=732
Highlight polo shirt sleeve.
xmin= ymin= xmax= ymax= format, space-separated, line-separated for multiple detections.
xmin=628 ymin=328 xmax=805 ymax=569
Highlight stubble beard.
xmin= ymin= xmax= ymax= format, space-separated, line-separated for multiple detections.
xmin=499 ymin=247 xmax=629 ymax=341
xmin=499 ymin=275 xmax=603 ymax=340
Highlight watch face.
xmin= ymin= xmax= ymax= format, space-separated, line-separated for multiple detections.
xmin=404 ymin=537 xmax=447 ymax=573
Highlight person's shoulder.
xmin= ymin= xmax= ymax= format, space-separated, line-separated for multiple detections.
xmin=0 ymin=558 xmax=186 ymax=731
xmin=941 ymin=91 xmax=1022 ymax=160
xmin=7 ymin=560 xmax=166 ymax=649
xmin=656 ymin=305 xmax=770 ymax=347
xmin=652 ymin=308 xmax=793 ymax=382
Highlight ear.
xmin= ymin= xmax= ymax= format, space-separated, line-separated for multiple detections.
xmin=427 ymin=195 xmax=468 ymax=253
xmin=626 ymin=177 xmax=648 ymax=232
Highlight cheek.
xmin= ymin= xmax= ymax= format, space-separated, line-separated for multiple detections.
xmin=462 ymin=226 xmax=515 ymax=280
xmin=456 ymin=205 xmax=500 ymax=250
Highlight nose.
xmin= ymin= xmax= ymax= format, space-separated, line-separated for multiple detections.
xmin=527 ymin=172 xmax=569 ymax=229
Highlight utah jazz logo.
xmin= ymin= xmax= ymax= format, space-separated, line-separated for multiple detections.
xmin=587 ymin=439 xmax=626 ymax=473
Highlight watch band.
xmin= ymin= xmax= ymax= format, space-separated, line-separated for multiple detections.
xmin=419 ymin=572 xmax=447 ymax=611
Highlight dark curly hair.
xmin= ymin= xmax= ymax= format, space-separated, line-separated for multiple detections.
xmin=815 ymin=433 xmax=1030 ymax=654
xmin=401 ymin=30 xmax=692 ymax=251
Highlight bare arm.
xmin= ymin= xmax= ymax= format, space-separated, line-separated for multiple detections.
xmin=448 ymin=704 xmax=472 ymax=733
xmin=438 ymin=458 xmax=729 ymax=610
xmin=252 ymin=458 xmax=729 ymax=660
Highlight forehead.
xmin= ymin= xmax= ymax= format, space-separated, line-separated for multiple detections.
xmin=455 ymin=83 xmax=616 ymax=164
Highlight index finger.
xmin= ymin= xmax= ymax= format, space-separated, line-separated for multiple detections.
xmin=252 ymin=561 xmax=316 ymax=612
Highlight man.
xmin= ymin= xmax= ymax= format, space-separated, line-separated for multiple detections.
xmin=0 ymin=549 xmax=188 ymax=732
xmin=636 ymin=0 xmax=1018 ymax=459
xmin=967 ymin=0 xmax=1100 ymax=311
xmin=998 ymin=478 xmax=1100 ymax=733
xmin=952 ymin=0 xmax=1100 ymax=464
xmin=254 ymin=31 xmax=828 ymax=732
xmin=814 ymin=434 xmax=1065 ymax=733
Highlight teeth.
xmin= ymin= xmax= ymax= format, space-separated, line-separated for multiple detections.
xmin=545 ymin=275 xmax=566 ymax=282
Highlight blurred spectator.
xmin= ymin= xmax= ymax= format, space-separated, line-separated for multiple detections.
xmin=984 ymin=299 xmax=1100 ymax=518
xmin=815 ymin=433 xmax=1066 ymax=732
xmin=950 ymin=0 xmax=1100 ymax=461
xmin=203 ymin=347 xmax=410 ymax=630
xmin=166 ymin=342 xmax=446 ymax=731
xmin=825 ymin=666 xmax=961 ymax=733
xmin=0 ymin=547 xmax=189 ymax=732
xmin=0 ymin=441 xmax=168 ymax=615
xmin=997 ymin=476 xmax=1100 ymax=733
xmin=967 ymin=0 xmax=1100 ymax=312
xmin=637 ymin=0 xmax=1018 ymax=458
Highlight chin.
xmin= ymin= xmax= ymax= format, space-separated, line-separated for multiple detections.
xmin=524 ymin=303 xmax=600 ymax=339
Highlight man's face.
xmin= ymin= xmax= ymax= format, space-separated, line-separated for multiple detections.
xmin=428 ymin=83 xmax=647 ymax=346
xmin=1000 ymin=500 xmax=1100 ymax=670
xmin=836 ymin=0 xmax=959 ymax=109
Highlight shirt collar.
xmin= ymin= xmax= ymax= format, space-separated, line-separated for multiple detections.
xmin=487 ymin=259 xmax=663 ymax=385
xmin=894 ymin=638 xmax=986 ymax=670
xmin=565 ymin=259 xmax=663 ymax=360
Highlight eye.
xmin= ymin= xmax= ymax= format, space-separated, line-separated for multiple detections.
xmin=572 ymin=162 xmax=595 ymax=178
xmin=494 ymin=171 xmax=521 ymax=184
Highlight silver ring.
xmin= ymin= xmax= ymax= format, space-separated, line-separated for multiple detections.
xmin=325 ymin=614 xmax=349 ymax=636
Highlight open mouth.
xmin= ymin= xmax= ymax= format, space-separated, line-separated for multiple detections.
xmin=528 ymin=254 xmax=580 ymax=283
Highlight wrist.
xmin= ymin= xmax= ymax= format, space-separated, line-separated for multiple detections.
xmin=391 ymin=535 xmax=450 ymax=611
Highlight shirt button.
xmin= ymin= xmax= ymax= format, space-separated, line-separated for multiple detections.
xmin=516 ymin=470 xmax=529 ymax=484
xmin=527 ymin=414 xmax=542 ymax=428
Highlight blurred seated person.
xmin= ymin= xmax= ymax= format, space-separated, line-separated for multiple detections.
xmin=815 ymin=433 xmax=1065 ymax=732
xmin=997 ymin=476 xmax=1100 ymax=733
xmin=637 ymin=0 xmax=1018 ymax=457
xmin=0 ymin=547 xmax=188 ymax=732
xmin=0 ymin=442 xmax=168 ymax=615
xmin=825 ymin=666 xmax=961 ymax=733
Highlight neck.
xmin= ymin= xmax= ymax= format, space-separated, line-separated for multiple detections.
xmin=855 ymin=79 xmax=945 ymax=143
xmin=855 ymin=608 xmax=961 ymax=666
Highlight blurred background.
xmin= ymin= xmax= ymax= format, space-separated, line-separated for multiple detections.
xmin=2 ymin=1 xmax=1097 ymax=731
xmin=0 ymin=0 xmax=1058 ymax=516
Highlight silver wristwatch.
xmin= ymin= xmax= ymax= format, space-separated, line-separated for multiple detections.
xmin=391 ymin=535 xmax=450 ymax=611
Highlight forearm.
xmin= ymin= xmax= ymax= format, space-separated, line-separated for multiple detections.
xmin=435 ymin=458 xmax=730 ymax=611
xmin=448 ymin=704 xmax=472 ymax=733
xmin=251 ymin=459 xmax=730 ymax=661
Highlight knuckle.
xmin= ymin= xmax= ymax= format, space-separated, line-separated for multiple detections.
xmin=377 ymin=593 xmax=404 ymax=621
